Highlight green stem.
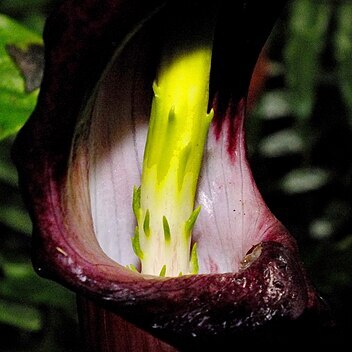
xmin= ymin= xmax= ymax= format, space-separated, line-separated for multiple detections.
xmin=132 ymin=4 xmax=216 ymax=276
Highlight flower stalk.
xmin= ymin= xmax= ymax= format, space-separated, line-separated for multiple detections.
xmin=11 ymin=0 xmax=332 ymax=351
xmin=132 ymin=4 xmax=216 ymax=276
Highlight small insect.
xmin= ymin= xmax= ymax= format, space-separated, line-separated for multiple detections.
xmin=6 ymin=43 xmax=44 ymax=93
xmin=240 ymin=243 xmax=262 ymax=270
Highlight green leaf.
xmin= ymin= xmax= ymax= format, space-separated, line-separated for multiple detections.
xmin=280 ymin=167 xmax=330 ymax=194
xmin=0 ymin=0 xmax=53 ymax=12
xmin=284 ymin=0 xmax=332 ymax=120
xmin=0 ymin=14 xmax=43 ymax=140
xmin=335 ymin=2 xmax=352 ymax=126
xmin=256 ymin=90 xmax=291 ymax=120
xmin=0 ymin=298 xmax=42 ymax=331
xmin=0 ymin=154 xmax=18 ymax=187
xmin=0 ymin=260 xmax=77 ymax=318
xmin=0 ymin=205 xmax=32 ymax=234
xmin=309 ymin=218 xmax=334 ymax=240
xmin=259 ymin=129 xmax=304 ymax=157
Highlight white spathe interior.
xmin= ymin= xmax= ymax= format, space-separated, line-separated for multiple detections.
xmin=83 ymin=31 xmax=275 ymax=275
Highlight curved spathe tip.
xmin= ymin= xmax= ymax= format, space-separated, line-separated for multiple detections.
xmin=12 ymin=0 xmax=332 ymax=347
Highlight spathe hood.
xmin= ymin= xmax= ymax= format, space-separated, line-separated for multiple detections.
xmin=12 ymin=0 xmax=332 ymax=348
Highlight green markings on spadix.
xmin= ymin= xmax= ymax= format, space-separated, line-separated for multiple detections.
xmin=131 ymin=226 xmax=143 ymax=260
xmin=190 ymin=243 xmax=199 ymax=275
xmin=143 ymin=209 xmax=150 ymax=238
xmin=129 ymin=3 xmax=217 ymax=277
xmin=185 ymin=206 xmax=201 ymax=238
xmin=132 ymin=186 xmax=141 ymax=218
xmin=162 ymin=216 xmax=171 ymax=242
xmin=126 ymin=264 xmax=138 ymax=272
xmin=159 ymin=265 xmax=167 ymax=277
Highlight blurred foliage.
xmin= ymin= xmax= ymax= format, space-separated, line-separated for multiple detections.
xmin=0 ymin=0 xmax=351 ymax=350
xmin=0 ymin=1 xmax=80 ymax=351
xmin=248 ymin=0 xmax=352 ymax=344
xmin=0 ymin=14 xmax=41 ymax=140
xmin=284 ymin=0 xmax=332 ymax=120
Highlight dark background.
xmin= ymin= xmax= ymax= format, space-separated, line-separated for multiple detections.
xmin=0 ymin=0 xmax=351 ymax=350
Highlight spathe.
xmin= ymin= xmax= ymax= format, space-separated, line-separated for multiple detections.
xmin=12 ymin=0 xmax=332 ymax=350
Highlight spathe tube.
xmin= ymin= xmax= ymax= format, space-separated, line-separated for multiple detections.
xmin=12 ymin=0 xmax=332 ymax=350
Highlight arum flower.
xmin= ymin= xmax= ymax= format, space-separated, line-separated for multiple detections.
xmin=12 ymin=0 xmax=332 ymax=350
